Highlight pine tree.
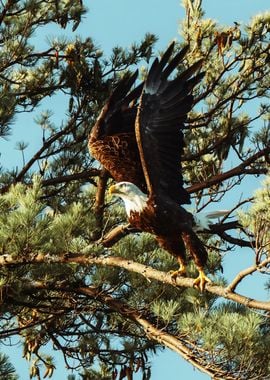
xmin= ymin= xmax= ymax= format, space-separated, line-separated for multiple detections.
xmin=0 ymin=0 xmax=270 ymax=379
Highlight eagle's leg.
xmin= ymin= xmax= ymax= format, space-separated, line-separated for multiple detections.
xmin=156 ymin=235 xmax=187 ymax=281
xmin=193 ymin=269 xmax=211 ymax=292
xmin=181 ymin=230 xmax=211 ymax=292
xmin=170 ymin=257 xmax=187 ymax=280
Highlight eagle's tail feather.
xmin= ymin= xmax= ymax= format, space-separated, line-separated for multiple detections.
xmin=193 ymin=210 xmax=229 ymax=231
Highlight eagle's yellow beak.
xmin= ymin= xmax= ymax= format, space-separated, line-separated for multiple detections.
xmin=108 ymin=184 xmax=117 ymax=195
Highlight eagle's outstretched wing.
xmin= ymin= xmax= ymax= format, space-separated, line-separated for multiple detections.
xmin=89 ymin=72 xmax=146 ymax=190
xmin=135 ymin=42 xmax=204 ymax=205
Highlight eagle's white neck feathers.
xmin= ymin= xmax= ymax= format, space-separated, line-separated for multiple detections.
xmin=110 ymin=182 xmax=229 ymax=229
xmin=109 ymin=182 xmax=148 ymax=216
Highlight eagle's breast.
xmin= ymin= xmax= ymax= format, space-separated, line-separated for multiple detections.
xmin=128 ymin=199 xmax=174 ymax=236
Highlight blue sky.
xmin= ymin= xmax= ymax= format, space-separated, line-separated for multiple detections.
xmin=1 ymin=1 xmax=270 ymax=379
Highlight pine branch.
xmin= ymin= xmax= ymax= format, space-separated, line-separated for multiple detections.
xmin=1 ymin=253 xmax=270 ymax=311
xmin=187 ymin=146 xmax=270 ymax=194
xmin=215 ymin=230 xmax=253 ymax=248
xmin=14 ymin=118 xmax=83 ymax=183
xmin=0 ymin=169 xmax=100 ymax=194
xmin=75 ymin=286 xmax=236 ymax=380
xmin=226 ymin=257 xmax=270 ymax=293
xmin=100 ymin=223 xmax=140 ymax=247
xmin=41 ymin=169 xmax=100 ymax=188
xmin=19 ymin=280 xmax=239 ymax=379
xmin=93 ymin=168 xmax=109 ymax=239
xmin=0 ymin=0 xmax=13 ymax=25
xmin=99 ymin=221 xmax=254 ymax=249
xmin=185 ymin=111 xmax=264 ymax=158
xmin=0 ymin=99 xmax=89 ymax=194
xmin=68 ymin=255 xmax=270 ymax=312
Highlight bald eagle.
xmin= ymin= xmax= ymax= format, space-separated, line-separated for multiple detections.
xmin=89 ymin=42 xmax=214 ymax=291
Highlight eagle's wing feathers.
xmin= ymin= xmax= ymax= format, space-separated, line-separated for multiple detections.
xmin=135 ymin=42 xmax=204 ymax=204
xmin=90 ymin=71 xmax=139 ymax=140
xmin=89 ymin=72 xmax=146 ymax=189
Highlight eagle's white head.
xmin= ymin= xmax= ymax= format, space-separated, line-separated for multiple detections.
xmin=109 ymin=182 xmax=148 ymax=216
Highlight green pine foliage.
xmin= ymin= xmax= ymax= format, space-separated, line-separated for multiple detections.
xmin=0 ymin=0 xmax=270 ymax=379
xmin=177 ymin=303 xmax=270 ymax=379
xmin=0 ymin=353 xmax=18 ymax=380
xmin=238 ymin=173 xmax=270 ymax=254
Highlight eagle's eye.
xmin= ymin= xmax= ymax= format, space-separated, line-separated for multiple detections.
xmin=119 ymin=182 xmax=130 ymax=192
xmin=122 ymin=185 xmax=130 ymax=193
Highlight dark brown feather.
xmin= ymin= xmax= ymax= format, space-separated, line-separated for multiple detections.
xmin=135 ymin=44 xmax=204 ymax=205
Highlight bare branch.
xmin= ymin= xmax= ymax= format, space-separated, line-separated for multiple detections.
xmin=92 ymin=168 xmax=109 ymax=239
xmin=187 ymin=147 xmax=270 ymax=194
xmin=226 ymin=257 xmax=270 ymax=293
xmin=41 ymin=169 xmax=100 ymax=188
xmin=100 ymin=223 xmax=140 ymax=247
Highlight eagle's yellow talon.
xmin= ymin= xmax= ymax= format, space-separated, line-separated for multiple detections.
xmin=169 ymin=264 xmax=187 ymax=281
xmin=193 ymin=270 xmax=211 ymax=292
